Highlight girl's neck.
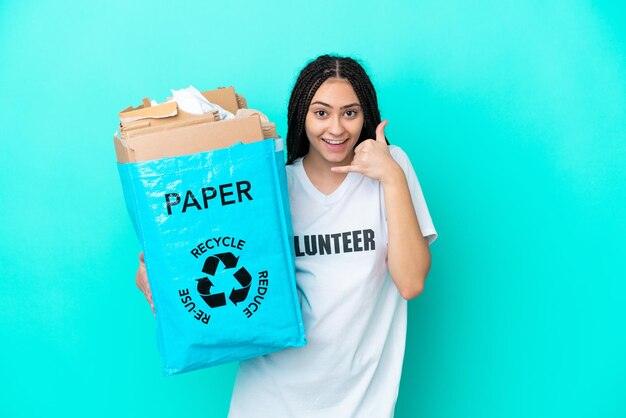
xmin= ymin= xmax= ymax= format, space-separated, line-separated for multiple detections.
xmin=302 ymin=153 xmax=351 ymax=196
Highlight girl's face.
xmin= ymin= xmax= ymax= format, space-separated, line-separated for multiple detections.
xmin=304 ymin=78 xmax=364 ymax=167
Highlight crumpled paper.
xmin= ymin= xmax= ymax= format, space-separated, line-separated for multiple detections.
xmin=170 ymin=85 xmax=235 ymax=120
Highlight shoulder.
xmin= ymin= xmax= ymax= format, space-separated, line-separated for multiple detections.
xmin=388 ymin=145 xmax=413 ymax=173
xmin=388 ymin=145 xmax=409 ymax=162
xmin=285 ymin=158 xmax=303 ymax=187
xmin=285 ymin=158 xmax=302 ymax=174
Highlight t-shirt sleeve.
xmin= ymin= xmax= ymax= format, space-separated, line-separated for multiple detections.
xmin=384 ymin=145 xmax=438 ymax=245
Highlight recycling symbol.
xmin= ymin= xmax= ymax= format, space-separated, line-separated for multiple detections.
xmin=196 ymin=252 xmax=252 ymax=308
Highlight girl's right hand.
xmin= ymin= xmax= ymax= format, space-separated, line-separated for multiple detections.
xmin=136 ymin=252 xmax=155 ymax=315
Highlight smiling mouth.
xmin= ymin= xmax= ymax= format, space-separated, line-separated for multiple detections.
xmin=322 ymin=138 xmax=349 ymax=145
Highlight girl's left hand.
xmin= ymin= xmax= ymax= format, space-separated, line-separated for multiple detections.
xmin=331 ymin=120 xmax=401 ymax=184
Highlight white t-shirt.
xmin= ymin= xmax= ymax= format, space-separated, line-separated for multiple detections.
xmin=228 ymin=145 xmax=437 ymax=418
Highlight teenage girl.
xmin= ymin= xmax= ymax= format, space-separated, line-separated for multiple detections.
xmin=136 ymin=54 xmax=437 ymax=418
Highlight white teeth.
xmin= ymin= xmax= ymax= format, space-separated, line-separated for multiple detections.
xmin=323 ymin=138 xmax=348 ymax=145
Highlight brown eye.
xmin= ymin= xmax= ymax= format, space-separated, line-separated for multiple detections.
xmin=345 ymin=110 xmax=358 ymax=118
xmin=315 ymin=110 xmax=327 ymax=117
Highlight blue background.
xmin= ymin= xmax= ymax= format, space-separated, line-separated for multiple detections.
xmin=1 ymin=0 xmax=625 ymax=417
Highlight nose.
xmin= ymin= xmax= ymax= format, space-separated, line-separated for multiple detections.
xmin=327 ymin=115 xmax=346 ymax=137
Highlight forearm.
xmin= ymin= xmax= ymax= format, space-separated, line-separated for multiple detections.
xmin=382 ymin=164 xmax=431 ymax=300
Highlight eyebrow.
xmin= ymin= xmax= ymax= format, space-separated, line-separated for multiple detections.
xmin=310 ymin=101 xmax=362 ymax=109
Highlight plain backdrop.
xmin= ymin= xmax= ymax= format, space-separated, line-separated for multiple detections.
xmin=1 ymin=0 xmax=625 ymax=417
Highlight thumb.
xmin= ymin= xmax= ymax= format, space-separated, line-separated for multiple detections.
xmin=376 ymin=120 xmax=388 ymax=143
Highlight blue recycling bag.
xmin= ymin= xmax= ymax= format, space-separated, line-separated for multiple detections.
xmin=118 ymin=138 xmax=306 ymax=375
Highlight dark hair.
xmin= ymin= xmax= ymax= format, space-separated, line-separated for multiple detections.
xmin=286 ymin=55 xmax=387 ymax=164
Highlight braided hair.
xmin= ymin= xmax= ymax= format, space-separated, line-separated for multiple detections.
xmin=286 ymin=55 xmax=387 ymax=164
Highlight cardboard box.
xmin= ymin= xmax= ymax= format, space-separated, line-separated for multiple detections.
xmin=114 ymin=115 xmax=266 ymax=163
xmin=114 ymin=86 xmax=266 ymax=163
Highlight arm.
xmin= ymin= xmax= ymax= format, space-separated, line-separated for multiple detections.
xmin=380 ymin=164 xmax=431 ymax=299
xmin=331 ymin=120 xmax=431 ymax=300
xmin=136 ymin=252 xmax=155 ymax=314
